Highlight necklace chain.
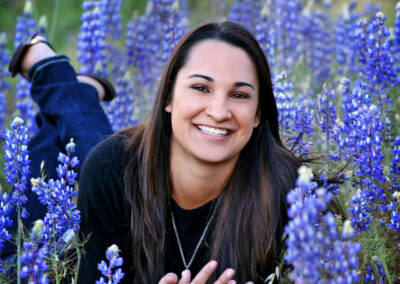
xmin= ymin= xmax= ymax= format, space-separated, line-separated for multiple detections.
xmin=171 ymin=208 xmax=215 ymax=270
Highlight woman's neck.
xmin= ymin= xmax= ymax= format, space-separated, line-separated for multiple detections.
xmin=169 ymin=153 xmax=237 ymax=210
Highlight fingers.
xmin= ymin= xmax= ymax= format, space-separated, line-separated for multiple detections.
xmin=159 ymin=273 xmax=179 ymax=284
xmin=215 ymin=268 xmax=236 ymax=284
xmin=191 ymin=260 xmax=218 ymax=284
xmin=178 ymin=269 xmax=191 ymax=284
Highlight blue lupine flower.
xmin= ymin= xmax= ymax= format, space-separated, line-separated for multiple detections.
xmin=349 ymin=189 xmax=372 ymax=232
xmin=96 ymin=244 xmax=125 ymax=284
xmin=124 ymin=0 xmax=188 ymax=118
xmin=391 ymin=136 xmax=400 ymax=192
xmin=364 ymin=262 xmax=386 ymax=283
xmin=0 ymin=32 xmax=11 ymax=139
xmin=78 ymin=1 xmax=107 ymax=76
xmin=355 ymin=12 xmax=395 ymax=100
xmin=3 ymin=117 xmax=30 ymax=217
xmin=362 ymin=2 xmax=381 ymax=18
xmin=285 ymin=166 xmax=361 ymax=283
xmin=105 ymin=71 xmax=137 ymax=131
xmin=393 ymin=2 xmax=400 ymax=85
xmin=255 ymin=4 xmax=277 ymax=72
xmin=31 ymin=139 xmax=80 ymax=248
xmin=272 ymin=0 xmax=303 ymax=73
xmin=0 ymin=190 xmax=13 ymax=252
xmin=334 ymin=1 xmax=360 ymax=75
xmin=316 ymin=84 xmax=339 ymax=150
xmin=228 ymin=0 xmax=262 ymax=35
xmin=300 ymin=9 xmax=333 ymax=86
xmin=20 ymin=220 xmax=49 ymax=284
xmin=101 ymin=0 xmax=122 ymax=40
xmin=273 ymin=71 xmax=314 ymax=157
xmin=14 ymin=0 xmax=38 ymax=135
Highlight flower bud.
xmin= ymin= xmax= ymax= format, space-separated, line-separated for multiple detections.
xmin=31 ymin=219 xmax=44 ymax=239
xmin=393 ymin=191 xmax=400 ymax=201
xmin=342 ymin=219 xmax=355 ymax=239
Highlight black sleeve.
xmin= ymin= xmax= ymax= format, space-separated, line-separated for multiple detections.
xmin=77 ymin=134 xmax=133 ymax=283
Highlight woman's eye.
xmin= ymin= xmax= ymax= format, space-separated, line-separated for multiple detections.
xmin=192 ymin=85 xmax=209 ymax=92
xmin=231 ymin=93 xmax=249 ymax=99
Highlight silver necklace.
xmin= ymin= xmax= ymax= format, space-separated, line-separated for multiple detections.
xmin=171 ymin=208 xmax=216 ymax=270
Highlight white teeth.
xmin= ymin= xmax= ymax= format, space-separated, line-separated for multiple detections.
xmin=198 ymin=125 xmax=228 ymax=136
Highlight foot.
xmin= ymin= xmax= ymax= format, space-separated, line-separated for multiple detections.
xmin=20 ymin=35 xmax=57 ymax=78
xmin=77 ymin=75 xmax=106 ymax=101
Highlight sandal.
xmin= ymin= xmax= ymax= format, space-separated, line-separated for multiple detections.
xmin=9 ymin=34 xmax=116 ymax=102
xmin=9 ymin=34 xmax=55 ymax=78
xmin=78 ymin=73 xmax=116 ymax=102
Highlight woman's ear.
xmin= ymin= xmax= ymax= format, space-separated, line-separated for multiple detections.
xmin=254 ymin=110 xmax=261 ymax=128
xmin=165 ymin=102 xmax=172 ymax=113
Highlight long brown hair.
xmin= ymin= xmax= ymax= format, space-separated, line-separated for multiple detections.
xmin=122 ymin=21 xmax=300 ymax=283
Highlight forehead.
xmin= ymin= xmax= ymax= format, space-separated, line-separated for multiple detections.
xmin=180 ymin=40 xmax=258 ymax=85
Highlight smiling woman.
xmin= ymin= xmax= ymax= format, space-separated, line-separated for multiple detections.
xmin=77 ymin=21 xmax=301 ymax=283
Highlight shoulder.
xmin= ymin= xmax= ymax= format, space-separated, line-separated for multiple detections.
xmin=83 ymin=133 xmax=128 ymax=170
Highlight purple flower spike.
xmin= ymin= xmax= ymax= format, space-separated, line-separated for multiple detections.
xmin=285 ymin=166 xmax=361 ymax=283
xmin=31 ymin=138 xmax=80 ymax=249
xmin=20 ymin=220 xmax=49 ymax=284
xmin=3 ymin=117 xmax=31 ymax=216
xmin=96 ymin=244 xmax=125 ymax=284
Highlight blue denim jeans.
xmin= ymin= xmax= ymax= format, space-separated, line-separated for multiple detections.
xmin=2 ymin=55 xmax=113 ymax=257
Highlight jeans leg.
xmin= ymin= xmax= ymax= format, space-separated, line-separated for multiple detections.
xmin=1 ymin=56 xmax=113 ymax=257
xmin=29 ymin=55 xmax=114 ymax=169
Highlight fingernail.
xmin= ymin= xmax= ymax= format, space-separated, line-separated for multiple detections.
xmin=209 ymin=260 xmax=218 ymax=270
xmin=181 ymin=269 xmax=189 ymax=278
xmin=226 ymin=269 xmax=235 ymax=279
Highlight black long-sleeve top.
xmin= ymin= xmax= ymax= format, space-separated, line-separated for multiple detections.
xmin=77 ymin=134 xmax=213 ymax=283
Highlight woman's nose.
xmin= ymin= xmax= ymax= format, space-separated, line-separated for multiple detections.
xmin=205 ymin=94 xmax=232 ymax=121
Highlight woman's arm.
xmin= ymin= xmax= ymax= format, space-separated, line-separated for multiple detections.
xmin=77 ymin=134 xmax=132 ymax=283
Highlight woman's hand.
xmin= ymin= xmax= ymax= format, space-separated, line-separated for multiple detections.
xmin=158 ymin=260 xmax=236 ymax=284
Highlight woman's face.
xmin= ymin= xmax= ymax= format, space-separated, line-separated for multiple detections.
xmin=166 ymin=39 xmax=260 ymax=166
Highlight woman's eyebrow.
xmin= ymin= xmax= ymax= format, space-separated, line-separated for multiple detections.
xmin=234 ymin=82 xmax=255 ymax=90
xmin=188 ymin=74 xmax=255 ymax=90
xmin=188 ymin=74 xmax=213 ymax=81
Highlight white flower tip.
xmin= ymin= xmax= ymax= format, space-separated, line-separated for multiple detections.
xmin=38 ymin=15 xmax=48 ymax=30
xmin=369 ymin=104 xmax=377 ymax=113
xmin=172 ymin=0 xmax=180 ymax=12
xmin=376 ymin=11 xmax=385 ymax=20
xmin=0 ymin=32 xmax=7 ymax=45
xmin=298 ymin=165 xmax=313 ymax=184
xmin=32 ymin=219 xmax=44 ymax=238
xmin=30 ymin=178 xmax=40 ymax=186
xmin=261 ymin=5 xmax=269 ymax=17
xmin=107 ymin=244 xmax=119 ymax=254
xmin=342 ymin=220 xmax=354 ymax=239
xmin=345 ymin=170 xmax=353 ymax=178
xmin=94 ymin=61 xmax=103 ymax=73
xmin=12 ymin=117 xmax=24 ymax=126
xmin=40 ymin=160 xmax=45 ymax=172
xmin=393 ymin=191 xmax=400 ymax=201
xmin=123 ymin=70 xmax=131 ymax=81
xmin=397 ymin=2 xmax=400 ymax=9
xmin=145 ymin=1 xmax=153 ymax=14
xmin=24 ymin=0 xmax=33 ymax=14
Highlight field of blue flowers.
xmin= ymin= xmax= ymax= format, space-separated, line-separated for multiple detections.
xmin=0 ymin=0 xmax=400 ymax=283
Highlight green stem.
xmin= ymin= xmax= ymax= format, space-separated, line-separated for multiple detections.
xmin=74 ymin=234 xmax=81 ymax=284
xmin=17 ymin=206 xmax=21 ymax=284
xmin=49 ymin=0 xmax=61 ymax=42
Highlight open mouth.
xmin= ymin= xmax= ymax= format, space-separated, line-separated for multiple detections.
xmin=197 ymin=125 xmax=229 ymax=136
